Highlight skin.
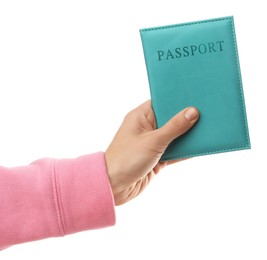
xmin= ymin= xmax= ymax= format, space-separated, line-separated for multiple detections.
xmin=105 ymin=100 xmax=199 ymax=206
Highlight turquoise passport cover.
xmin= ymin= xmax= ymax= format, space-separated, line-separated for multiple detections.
xmin=140 ymin=16 xmax=250 ymax=161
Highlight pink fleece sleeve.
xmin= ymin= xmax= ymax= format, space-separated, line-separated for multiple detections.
xmin=0 ymin=152 xmax=116 ymax=249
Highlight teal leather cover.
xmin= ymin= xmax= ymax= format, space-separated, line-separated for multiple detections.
xmin=140 ymin=16 xmax=251 ymax=161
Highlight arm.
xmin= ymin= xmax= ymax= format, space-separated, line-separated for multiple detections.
xmin=0 ymin=152 xmax=115 ymax=249
xmin=0 ymin=100 xmax=199 ymax=249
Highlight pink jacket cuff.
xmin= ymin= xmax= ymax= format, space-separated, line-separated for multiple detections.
xmin=0 ymin=152 xmax=116 ymax=249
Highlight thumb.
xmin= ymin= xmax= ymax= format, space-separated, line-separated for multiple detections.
xmin=156 ymin=107 xmax=199 ymax=146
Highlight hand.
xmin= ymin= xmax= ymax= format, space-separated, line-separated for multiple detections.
xmin=105 ymin=100 xmax=199 ymax=205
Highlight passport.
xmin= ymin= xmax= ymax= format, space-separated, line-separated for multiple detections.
xmin=140 ymin=16 xmax=251 ymax=161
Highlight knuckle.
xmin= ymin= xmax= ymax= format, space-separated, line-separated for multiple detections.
xmin=169 ymin=118 xmax=184 ymax=132
xmin=169 ymin=117 xmax=189 ymax=134
xmin=123 ymin=110 xmax=135 ymax=121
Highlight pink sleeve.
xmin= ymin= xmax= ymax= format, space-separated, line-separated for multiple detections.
xmin=0 ymin=152 xmax=116 ymax=249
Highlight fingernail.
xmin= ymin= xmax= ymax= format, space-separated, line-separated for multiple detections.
xmin=184 ymin=107 xmax=199 ymax=121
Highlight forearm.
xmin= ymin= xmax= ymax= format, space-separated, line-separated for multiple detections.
xmin=0 ymin=152 xmax=115 ymax=249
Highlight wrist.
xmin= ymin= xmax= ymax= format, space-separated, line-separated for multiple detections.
xmin=104 ymin=150 xmax=122 ymax=204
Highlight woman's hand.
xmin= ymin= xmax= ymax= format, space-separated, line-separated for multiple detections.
xmin=105 ymin=100 xmax=199 ymax=205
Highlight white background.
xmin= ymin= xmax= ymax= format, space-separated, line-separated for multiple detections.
xmin=0 ymin=0 xmax=266 ymax=259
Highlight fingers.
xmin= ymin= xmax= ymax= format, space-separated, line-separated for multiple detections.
xmin=156 ymin=107 xmax=199 ymax=146
xmin=129 ymin=100 xmax=152 ymax=115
